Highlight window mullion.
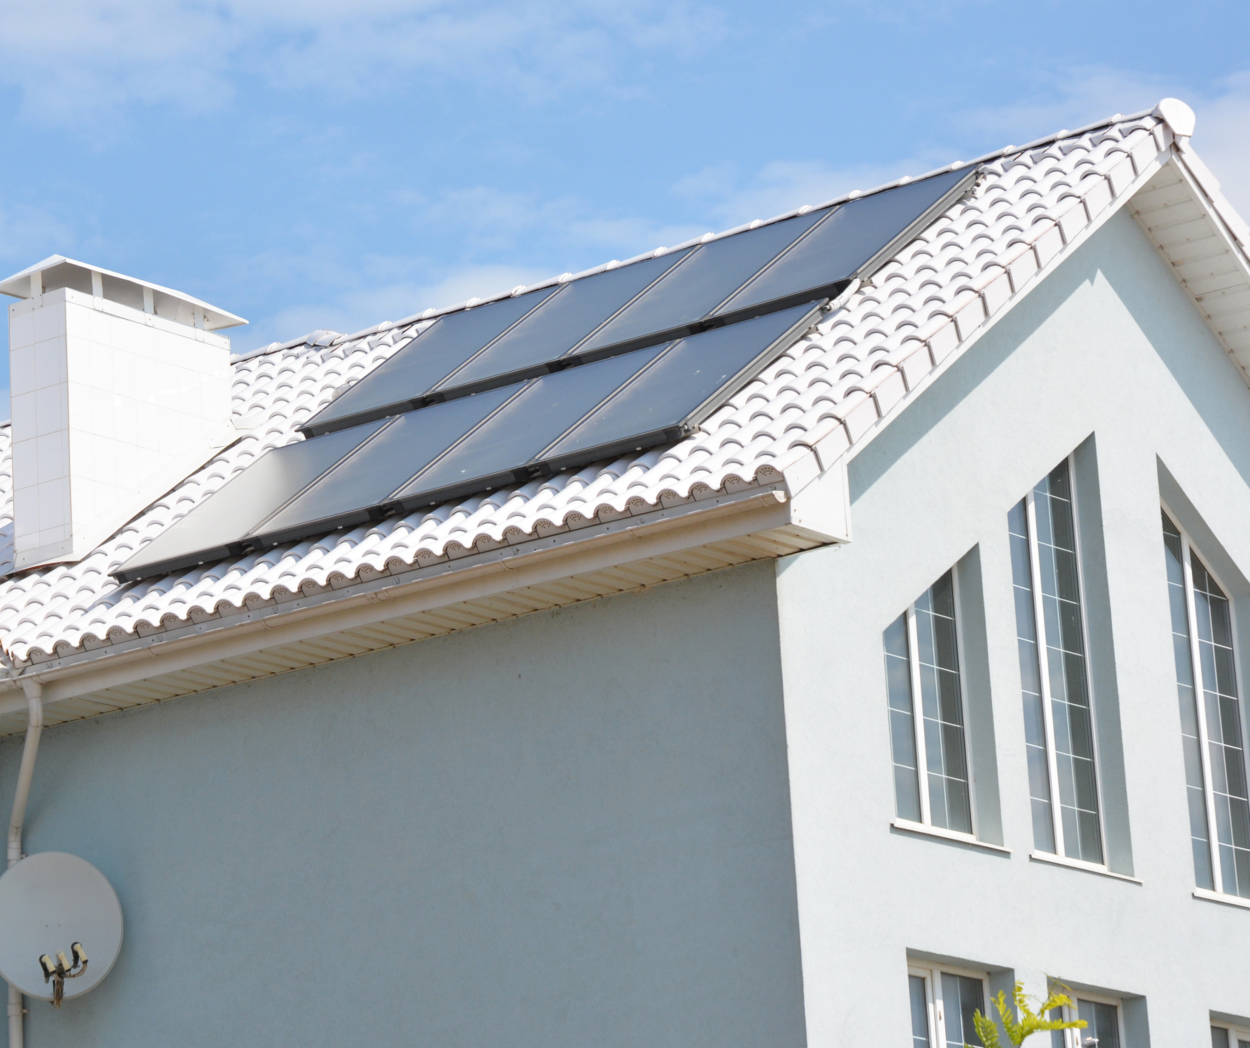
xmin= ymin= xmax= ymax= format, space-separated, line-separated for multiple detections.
xmin=906 ymin=605 xmax=932 ymax=826
xmin=1025 ymin=488 xmax=1065 ymax=855
xmin=1182 ymin=531 xmax=1224 ymax=894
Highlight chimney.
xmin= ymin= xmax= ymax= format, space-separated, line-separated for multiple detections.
xmin=0 ymin=256 xmax=246 ymax=571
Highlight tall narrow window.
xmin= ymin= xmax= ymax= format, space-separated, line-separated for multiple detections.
xmin=907 ymin=965 xmax=986 ymax=1048
xmin=1163 ymin=511 xmax=1250 ymax=898
xmin=1008 ymin=458 xmax=1103 ymax=863
xmin=883 ymin=569 xmax=973 ymax=834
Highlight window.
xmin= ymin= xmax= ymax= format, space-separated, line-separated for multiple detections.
xmin=884 ymin=569 xmax=973 ymax=834
xmin=907 ymin=964 xmax=987 ymax=1048
xmin=1212 ymin=1022 xmax=1250 ymax=1048
xmin=1162 ymin=511 xmax=1250 ymax=898
xmin=1050 ymin=994 xmax=1123 ymax=1048
xmin=1008 ymin=457 xmax=1103 ymax=863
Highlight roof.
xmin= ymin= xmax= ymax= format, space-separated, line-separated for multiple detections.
xmin=0 ymin=99 xmax=1243 ymax=719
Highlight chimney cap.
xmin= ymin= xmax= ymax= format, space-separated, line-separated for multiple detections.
xmin=0 ymin=255 xmax=247 ymax=331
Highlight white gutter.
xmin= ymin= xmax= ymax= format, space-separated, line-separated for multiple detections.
xmin=6 ymin=679 xmax=43 ymax=1048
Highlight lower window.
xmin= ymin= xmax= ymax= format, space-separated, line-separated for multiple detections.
xmin=1050 ymin=993 xmax=1123 ymax=1048
xmin=1213 ymin=1023 xmax=1250 ymax=1048
xmin=908 ymin=964 xmax=987 ymax=1048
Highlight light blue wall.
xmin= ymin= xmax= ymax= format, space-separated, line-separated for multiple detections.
xmin=1 ymin=562 xmax=806 ymax=1048
xmin=776 ymin=206 xmax=1250 ymax=1047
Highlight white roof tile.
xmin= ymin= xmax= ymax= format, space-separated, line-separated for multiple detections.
xmin=0 ymin=110 xmax=1211 ymax=664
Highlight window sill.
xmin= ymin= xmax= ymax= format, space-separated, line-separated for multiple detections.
xmin=1029 ymin=851 xmax=1141 ymax=884
xmin=891 ymin=819 xmax=1011 ymax=854
xmin=1193 ymin=887 xmax=1250 ymax=910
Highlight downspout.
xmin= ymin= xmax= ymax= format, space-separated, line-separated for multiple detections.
xmin=7 ymin=679 xmax=43 ymax=1048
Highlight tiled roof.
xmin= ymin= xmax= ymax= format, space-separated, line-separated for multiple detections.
xmin=0 ymin=108 xmax=1198 ymax=664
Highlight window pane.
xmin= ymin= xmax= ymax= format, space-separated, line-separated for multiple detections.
xmin=884 ymin=613 xmax=921 ymax=821
xmin=1211 ymin=1027 xmax=1231 ymax=1048
xmin=1011 ymin=497 xmax=1056 ymax=852
xmin=1078 ymin=1000 xmax=1119 ymax=1048
xmin=1035 ymin=462 xmax=1102 ymax=863
xmin=1050 ymin=1008 xmax=1066 ymax=1048
xmin=1191 ymin=550 xmax=1250 ymax=897
xmin=909 ymin=975 xmax=931 ymax=1048
xmin=915 ymin=571 xmax=973 ymax=833
xmin=942 ymin=973 xmax=985 ymax=1048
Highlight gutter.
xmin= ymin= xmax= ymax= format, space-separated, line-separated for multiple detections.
xmin=0 ymin=462 xmax=849 ymax=716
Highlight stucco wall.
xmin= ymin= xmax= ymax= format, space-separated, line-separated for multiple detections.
xmin=1 ymin=561 xmax=805 ymax=1047
xmin=776 ymin=205 xmax=1250 ymax=1046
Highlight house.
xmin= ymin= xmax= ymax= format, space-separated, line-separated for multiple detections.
xmin=0 ymin=96 xmax=1246 ymax=1046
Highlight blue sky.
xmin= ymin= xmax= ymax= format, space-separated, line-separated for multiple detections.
xmin=2 ymin=0 xmax=1249 ymax=419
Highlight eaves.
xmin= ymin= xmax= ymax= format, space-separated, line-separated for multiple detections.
xmin=0 ymin=462 xmax=848 ymax=733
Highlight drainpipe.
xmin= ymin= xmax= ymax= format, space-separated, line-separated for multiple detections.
xmin=7 ymin=679 xmax=43 ymax=1048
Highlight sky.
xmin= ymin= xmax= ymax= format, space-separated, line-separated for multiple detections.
xmin=1 ymin=0 xmax=1250 ymax=420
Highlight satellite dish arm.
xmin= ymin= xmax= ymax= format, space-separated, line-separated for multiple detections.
xmin=7 ymin=678 xmax=43 ymax=1048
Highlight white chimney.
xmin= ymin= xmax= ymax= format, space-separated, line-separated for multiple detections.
xmin=0 ymin=256 xmax=246 ymax=571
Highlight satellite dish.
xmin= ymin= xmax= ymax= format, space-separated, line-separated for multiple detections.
xmin=0 ymin=853 xmax=123 ymax=1002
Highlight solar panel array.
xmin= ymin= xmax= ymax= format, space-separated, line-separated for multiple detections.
xmin=114 ymin=167 xmax=976 ymax=583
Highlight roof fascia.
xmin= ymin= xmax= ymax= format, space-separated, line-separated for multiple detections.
xmin=0 ymin=466 xmax=847 ymax=716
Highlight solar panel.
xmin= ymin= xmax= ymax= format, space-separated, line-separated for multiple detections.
xmin=114 ymin=302 xmax=820 ymax=582
xmin=301 ymin=168 xmax=974 ymax=439
xmin=390 ymin=343 xmax=674 ymax=507
xmin=305 ymin=285 xmax=558 ymax=436
xmin=540 ymin=305 xmax=815 ymax=469
xmin=113 ymin=419 xmax=390 ymax=582
xmin=571 ymin=208 xmax=828 ymax=359
xmin=429 ymin=250 xmax=690 ymax=397
xmin=712 ymin=166 xmax=973 ymax=319
xmin=248 ymin=385 xmax=520 ymax=547
xmin=115 ymin=168 xmax=980 ymax=583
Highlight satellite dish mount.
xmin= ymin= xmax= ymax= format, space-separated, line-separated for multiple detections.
xmin=38 ymin=943 xmax=87 ymax=1007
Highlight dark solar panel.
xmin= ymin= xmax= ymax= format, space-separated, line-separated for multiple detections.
xmin=115 ymin=168 xmax=978 ymax=583
xmin=573 ymin=208 xmax=827 ymax=358
xmin=541 ymin=303 xmax=817 ymax=469
xmin=113 ymin=419 xmax=390 ymax=582
xmin=301 ymin=168 xmax=974 ymax=438
xmin=713 ymin=166 xmax=974 ymax=318
xmin=305 ymin=286 xmax=557 ymax=435
xmin=248 ymin=385 xmax=520 ymax=547
xmin=392 ymin=343 xmax=673 ymax=508
xmin=431 ymin=250 xmax=690 ymax=396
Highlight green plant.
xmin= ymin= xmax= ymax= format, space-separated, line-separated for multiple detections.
xmin=967 ymin=981 xmax=1087 ymax=1047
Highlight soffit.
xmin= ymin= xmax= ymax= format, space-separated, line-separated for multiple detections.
xmin=1128 ymin=161 xmax=1250 ymax=384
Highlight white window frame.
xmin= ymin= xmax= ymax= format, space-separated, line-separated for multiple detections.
xmin=1164 ymin=504 xmax=1250 ymax=900
xmin=908 ymin=962 xmax=991 ymax=1048
xmin=897 ymin=567 xmax=978 ymax=838
xmin=1022 ymin=454 xmax=1108 ymax=867
xmin=1211 ymin=1020 xmax=1250 ymax=1048
xmin=1051 ymin=988 xmax=1126 ymax=1048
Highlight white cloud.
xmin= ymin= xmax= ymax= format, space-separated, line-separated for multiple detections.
xmin=0 ymin=0 xmax=726 ymax=126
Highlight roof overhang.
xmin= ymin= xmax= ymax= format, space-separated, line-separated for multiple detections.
xmin=0 ymin=458 xmax=848 ymax=735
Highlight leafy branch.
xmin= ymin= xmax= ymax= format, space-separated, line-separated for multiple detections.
xmin=967 ymin=981 xmax=1087 ymax=1047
